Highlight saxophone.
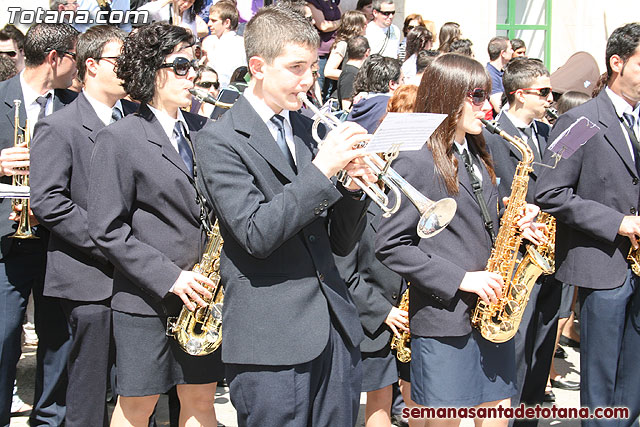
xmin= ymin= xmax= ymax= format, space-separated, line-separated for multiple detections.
xmin=627 ymin=246 xmax=640 ymax=276
xmin=470 ymin=119 xmax=553 ymax=343
xmin=390 ymin=287 xmax=411 ymax=362
xmin=167 ymin=220 xmax=224 ymax=356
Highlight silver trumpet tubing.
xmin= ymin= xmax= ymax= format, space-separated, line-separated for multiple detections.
xmin=297 ymin=92 xmax=457 ymax=238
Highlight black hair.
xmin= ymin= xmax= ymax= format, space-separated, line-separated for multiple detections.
xmin=605 ymin=23 xmax=640 ymax=80
xmin=352 ymin=54 xmax=401 ymax=96
xmin=502 ymin=57 xmax=549 ymax=104
xmin=0 ymin=25 xmax=25 ymax=50
xmin=415 ymin=49 xmax=438 ymax=74
xmin=346 ymin=35 xmax=370 ymax=61
xmin=449 ymin=38 xmax=473 ymax=56
xmin=116 ymin=22 xmax=194 ymax=104
xmin=23 ymin=23 xmax=78 ymax=67
xmin=76 ymin=25 xmax=125 ymax=83
xmin=0 ymin=55 xmax=17 ymax=81
xmin=556 ymin=90 xmax=590 ymax=115
xmin=487 ymin=36 xmax=509 ymax=61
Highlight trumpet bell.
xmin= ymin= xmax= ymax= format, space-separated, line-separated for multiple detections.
xmin=417 ymin=197 xmax=457 ymax=238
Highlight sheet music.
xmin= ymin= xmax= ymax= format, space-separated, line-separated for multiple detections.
xmin=363 ymin=112 xmax=448 ymax=153
xmin=0 ymin=184 xmax=29 ymax=199
xmin=547 ymin=116 xmax=600 ymax=159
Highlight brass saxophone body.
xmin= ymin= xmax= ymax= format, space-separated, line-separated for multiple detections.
xmin=471 ymin=120 xmax=553 ymax=343
xmin=627 ymin=246 xmax=640 ymax=276
xmin=167 ymin=220 xmax=224 ymax=356
xmin=390 ymin=287 xmax=411 ymax=362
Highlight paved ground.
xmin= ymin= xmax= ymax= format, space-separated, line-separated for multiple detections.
xmin=10 ymin=335 xmax=582 ymax=427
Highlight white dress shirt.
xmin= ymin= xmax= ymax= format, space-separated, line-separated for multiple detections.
xmin=83 ymin=90 xmax=123 ymax=126
xmin=243 ymin=86 xmax=296 ymax=164
xmin=454 ymin=138 xmax=482 ymax=183
xmin=19 ymin=71 xmax=53 ymax=136
xmin=147 ymin=105 xmax=189 ymax=155
xmin=606 ymin=86 xmax=640 ymax=162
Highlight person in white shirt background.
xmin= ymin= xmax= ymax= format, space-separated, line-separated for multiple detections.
xmin=365 ymin=0 xmax=400 ymax=59
xmin=204 ymin=0 xmax=246 ymax=88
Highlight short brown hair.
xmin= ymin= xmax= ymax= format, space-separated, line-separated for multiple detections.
xmin=210 ymin=1 xmax=239 ymax=31
xmin=244 ymin=5 xmax=319 ymax=69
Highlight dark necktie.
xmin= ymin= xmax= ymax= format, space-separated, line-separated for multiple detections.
xmin=270 ymin=114 xmax=296 ymax=172
xmin=459 ymin=147 xmax=480 ymax=183
xmin=110 ymin=106 xmax=122 ymax=123
xmin=518 ymin=125 xmax=541 ymax=163
xmin=173 ymin=121 xmax=194 ymax=176
xmin=622 ymin=112 xmax=640 ymax=176
xmin=36 ymin=93 xmax=51 ymax=121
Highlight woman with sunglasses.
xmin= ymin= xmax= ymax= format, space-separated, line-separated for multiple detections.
xmin=376 ymin=53 xmax=543 ymax=425
xmin=88 ymin=22 xmax=223 ymax=427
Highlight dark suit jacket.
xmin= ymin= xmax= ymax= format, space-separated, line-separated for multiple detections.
xmin=375 ymin=140 xmax=498 ymax=338
xmin=484 ymin=112 xmax=550 ymax=203
xmin=88 ymin=103 xmax=208 ymax=316
xmin=194 ymin=95 xmax=368 ymax=366
xmin=535 ymin=90 xmax=640 ymax=290
xmin=334 ymin=203 xmax=404 ymax=353
xmin=30 ymin=94 xmax=137 ymax=302
xmin=0 ymin=74 xmax=77 ymax=257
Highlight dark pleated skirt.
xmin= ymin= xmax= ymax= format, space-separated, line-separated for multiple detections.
xmin=410 ymin=329 xmax=517 ymax=407
xmin=112 ymin=310 xmax=225 ymax=397
xmin=361 ymin=346 xmax=398 ymax=392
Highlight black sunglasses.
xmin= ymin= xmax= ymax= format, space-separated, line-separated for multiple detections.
xmin=510 ymin=87 xmax=552 ymax=97
xmin=160 ymin=57 xmax=198 ymax=76
xmin=467 ymin=88 xmax=488 ymax=106
xmin=46 ymin=49 xmax=76 ymax=60
xmin=374 ymin=8 xmax=396 ymax=16
xmin=196 ymin=81 xmax=220 ymax=90
xmin=0 ymin=51 xmax=17 ymax=58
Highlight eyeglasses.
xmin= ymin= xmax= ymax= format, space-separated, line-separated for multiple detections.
xmin=96 ymin=55 xmax=119 ymax=63
xmin=374 ymin=9 xmax=396 ymax=16
xmin=196 ymin=81 xmax=220 ymax=90
xmin=467 ymin=88 xmax=488 ymax=106
xmin=511 ymin=87 xmax=553 ymax=97
xmin=160 ymin=57 xmax=198 ymax=76
xmin=0 ymin=51 xmax=17 ymax=58
xmin=47 ymin=49 xmax=76 ymax=60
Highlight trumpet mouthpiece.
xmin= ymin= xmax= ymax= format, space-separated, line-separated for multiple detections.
xmin=296 ymin=92 xmax=308 ymax=102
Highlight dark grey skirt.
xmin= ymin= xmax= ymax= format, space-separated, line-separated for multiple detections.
xmin=410 ymin=329 xmax=517 ymax=407
xmin=361 ymin=346 xmax=398 ymax=392
xmin=112 ymin=310 xmax=224 ymax=397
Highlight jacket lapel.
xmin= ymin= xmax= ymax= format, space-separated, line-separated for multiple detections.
xmin=138 ymin=103 xmax=193 ymax=179
xmin=596 ymin=91 xmax=638 ymax=178
xmin=232 ymin=96 xmax=297 ymax=182
xmin=76 ymin=94 xmax=106 ymax=144
xmin=3 ymin=76 xmax=25 ymax=132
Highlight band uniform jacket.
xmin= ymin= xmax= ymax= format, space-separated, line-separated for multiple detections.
xmin=334 ymin=203 xmax=405 ymax=353
xmin=535 ymin=90 xmax=640 ymax=290
xmin=88 ymin=103 xmax=208 ymax=316
xmin=484 ymin=112 xmax=550 ymax=203
xmin=375 ymin=140 xmax=498 ymax=337
xmin=194 ymin=95 xmax=368 ymax=366
xmin=0 ymin=74 xmax=77 ymax=256
xmin=30 ymin=93 xmax=137 ymax=302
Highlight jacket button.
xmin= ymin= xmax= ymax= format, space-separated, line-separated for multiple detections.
xmin=632 ymin=207 xmax=637 ymax=215
xmin=308 ymin=235 xmax=316 ymax=243
xmin=314 ymin=207 xmax=321 ymax=215
xmin=322 ymin=199 xmax=329 ymax=207
xmin=634 ymin=178 xmax=639 ymax=185
xmin=392 ymin=292 xmax=398 ymax=299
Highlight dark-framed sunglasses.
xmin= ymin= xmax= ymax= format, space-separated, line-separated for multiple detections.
xmin=374 ymin=8 xmax=396 ymax=16
xmin=160 ymin=57 xmax=198 ymax=76
xmin=196 ymin=81 xmax=220 ymax=90
xmin=511 ymin=87 xmax=552 ymax=97
xmin=0 ymin=51 xmax=17 ymax=58
xmin=96 ymin=55 xmax=119 ymax=63
xmin=46 ymin=49 xmax=76 ymax=60
xmin=467 ymin=88 xmax=488 ymax=106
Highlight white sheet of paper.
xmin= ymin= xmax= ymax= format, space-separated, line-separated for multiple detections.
xmin=547 ymin=116 xmax=600 ymax=159
xmin=0 ymin=183 xmax=29 ymax=199
xmin=364 ymin=112 xmax=448 ymax=153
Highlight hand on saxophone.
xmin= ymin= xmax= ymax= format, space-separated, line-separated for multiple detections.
xmin=459 ymin=271 xmax=503 ymax=304
xmin=0 ymin=143 xmax=30 ymax=177
xmin=385 ymin=306 xmax=409 ymax=338
xmin=171 ymin=270 xmax=214 ymax=311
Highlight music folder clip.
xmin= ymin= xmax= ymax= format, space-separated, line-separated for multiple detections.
xmin=536 ymin=116 xmax=600 ymax=169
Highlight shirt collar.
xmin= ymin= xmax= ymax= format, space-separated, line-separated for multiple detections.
xmin=453 ymin=138 xmax=469 ymax=154
xmin=606 ymin=86 xmax=640 ymax=120
xmin=503 ymin=110 xmax=537 ymax=132
xmin=19 ymin=71 xmax=54 ymax=108
xmin=83 ymin=90 xmax=123 ymax=126
xmin=243 ymin=86 xmax=291 ymax=127
xmin=147 ymin=104 xmax=188 ymax=140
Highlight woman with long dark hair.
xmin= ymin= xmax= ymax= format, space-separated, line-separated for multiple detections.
xmin=376 ymin=53 xmax=543 ymax=425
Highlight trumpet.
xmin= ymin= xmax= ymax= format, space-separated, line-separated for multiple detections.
xmin=297 ymin=92 xmax=457 ymax=238
xmin=10 ymin=100 xmax=37 ymax=240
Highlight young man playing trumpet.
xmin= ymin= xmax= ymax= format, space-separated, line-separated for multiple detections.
xmin=195 ymin=5 xmax=375 ymax=427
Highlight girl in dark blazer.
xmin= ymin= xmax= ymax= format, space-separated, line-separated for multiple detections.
xmin=375 ymin=53 xmax=543 ymax=425
xmin=88 ymin=23 xmax=223 ymax=427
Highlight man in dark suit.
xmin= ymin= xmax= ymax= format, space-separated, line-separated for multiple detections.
xmin=195 ymin=6 xmax=373 ymax=427
xmin=0 ymin=23 xmax=78 ymax=426
xmin=535 ymin=23 xmax=640 ymax=426
xmin=30 ymin=25 xmax=136 ymax=427
xmin=484 ymin=57 xmax=565 ymax=415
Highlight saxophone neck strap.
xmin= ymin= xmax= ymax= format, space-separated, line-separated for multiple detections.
xmin=459 ymin=147 xmax=496 ymax=245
